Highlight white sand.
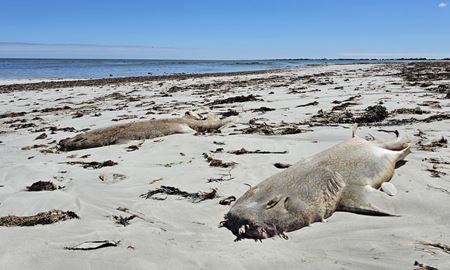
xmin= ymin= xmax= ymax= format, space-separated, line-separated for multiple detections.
xmin=0 ymin=64 xmax=449 ymax=269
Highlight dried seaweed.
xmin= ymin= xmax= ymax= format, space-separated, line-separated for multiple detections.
xmin=65 ymin=240 xmax=120 ymax=251
xmin=66 ymin=160 xmax=118 ymax=169
xmin=203 ymin=153 xmax=237 ymax=168
xmin=219 ymin=196 xmax=236 ymax=205
xmin=228 ymin=148 xmax=287 ymax=155
xmin=113 ymin=215 xmax=137 ymax=226
xmin=414 ymin=261 xmax=438 ymax=270
xmin=0 ymin=210 xmax=78 ymax=227
xmin=296 ymin=101 xmax=319 ymax=108
xmin=418 ymin=241 xmax=450 ymax=254
xmin=208 ymin=94 xmax=261 ymax=105
xmin=140 ymin=186 xmax=217 ymax=203
xmin=274 ymin=163 xmax=291 ymax=169
xmin=26 ymin=181 xmax=59 ymax=191
xmin=418 ymin=137 xmax=447 ymax=152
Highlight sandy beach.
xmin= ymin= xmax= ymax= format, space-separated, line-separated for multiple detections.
xmin=0 ymin=62 xmax=449 ymax=269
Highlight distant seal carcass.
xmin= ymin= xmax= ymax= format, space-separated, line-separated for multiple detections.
xmin=58 ymin=112 xmax=238 ymax=151
xmin=222 ymin=135 xmax=410 ymax=240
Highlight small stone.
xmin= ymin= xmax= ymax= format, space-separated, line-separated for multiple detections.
xmin=381 ymin=182 xmax=397 ymax=196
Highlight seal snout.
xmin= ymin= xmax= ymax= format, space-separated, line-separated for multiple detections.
xmin=221 ymin=212 xmax=282 ymax=240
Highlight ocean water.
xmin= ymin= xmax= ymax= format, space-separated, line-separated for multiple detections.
xmin=0 ymin=58 xmax=391 ymax=80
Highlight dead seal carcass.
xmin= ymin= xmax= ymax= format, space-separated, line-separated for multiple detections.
xmin=58 ymin=112 xmax=238 ymax=151
xmin=222 ymin=136 xmax=410 ymax=240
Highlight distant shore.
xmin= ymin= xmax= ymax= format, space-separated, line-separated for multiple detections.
xmin=0 ymin=68 xmax=284 ymax=93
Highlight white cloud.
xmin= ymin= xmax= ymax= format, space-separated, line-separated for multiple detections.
xmin=438 ymin=2 xmax=448 ymax=8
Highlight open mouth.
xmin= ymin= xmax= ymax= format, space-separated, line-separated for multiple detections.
xmin=220 ymin=216 xmax=288 ymax=240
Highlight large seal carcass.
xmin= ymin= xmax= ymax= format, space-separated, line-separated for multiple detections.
xmin=58 ymin=112 xmax=238 ymax=151
xmin=222 ymin=135 xmax=410 ymax=240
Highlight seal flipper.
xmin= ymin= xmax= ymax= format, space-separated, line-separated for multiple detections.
xmin=337 ymin=185 xmax=397 ymax=216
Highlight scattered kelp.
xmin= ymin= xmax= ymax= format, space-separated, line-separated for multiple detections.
xmin=140 ymin=186 xmax=217 ymax=203
xmin=401 ymin=62 xmax=450 ymax=83
xmin=219 ymin=196 xmax=236 ymax=205
xmin=417 ymin=136 xmax=447 ymax=152
xmin=0 ymin=210 xmax=79 ymax=227
xmin=66 ymin=160 xmax=118 ymax=169
xmin=356 ymin=105 xmax=388 ymax=123
xmin=0 ymin=111 xmax=26 ymax=119
xmin=65 ymin=240 xmax=120 ymax=251
xmin=203 ymin=153 xmax=237 ymax=168
xmin=418 ymin=240 xmax=450 ymax=254
xmin=26 ymin=181 xmax=60 ymax=191
xmin=414 ymin=261 xmax=438 ymax=270
xmin=251 ymin=106 xmax=275 ymax=113
xmin=228 ymin=148 xmax=287 ymax=155
xmin=208 ymin=94 xmax=262 ymax=105
xmin=392 ymin=107 xmax=430 ymax=115
xmin=331 ymin=102 xmax=359 ymax=111
xmin=381 ymin=113 xmax=450 ymax=126
xmin=274 ymin=163 xmax=291 ymax=169
xmin=34 ymin=133 xmax=48 ymax=140
xmin=296 ymin=101 xmax=319 ymax=108
xmin=113 ymin=215 xmax=137 ymax=226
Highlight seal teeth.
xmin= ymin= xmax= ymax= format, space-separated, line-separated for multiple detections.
xmin=238 ymin=225 xmax=246 ymax=235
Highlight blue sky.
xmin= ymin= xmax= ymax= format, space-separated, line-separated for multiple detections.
xmin=0 ymin=0 xmax=449 ymax=59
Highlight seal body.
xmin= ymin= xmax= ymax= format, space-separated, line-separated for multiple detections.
xmin=222 ymin=136 xmax=410 ymax=240
xmin=58 ymin=112 xmax=238 ymax=151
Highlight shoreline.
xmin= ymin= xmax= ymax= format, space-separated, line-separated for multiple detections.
xmin=0 ymin=60 xmax=433 ymax=93
xmin=0 ymin=68 xmax=284 ymax=93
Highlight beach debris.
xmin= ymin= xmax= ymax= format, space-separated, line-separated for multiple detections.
xmin=240 ymin=122 xmax=275 ymax=135
xmin=414 ymin=261 xmax=438 ymax=270
xmin=377 ymin=129 xmax=399 ymax=137
xmin=274 ymin=162 xmax=291 ymax=169
xmin=34 ymin=133 xmax=48 ymax=140
xmin=112 ymin=114 xmax=138 ymax=122
xmin=126 ymin=140 xmax=145 ymax=152
xmin=203 ymin=153 xmax=237 ymax=168
xmin=417 ymin=136 xmax=447 ymax=152
xmin=140 ymin=186 xmax=217 ymax=203
xmin=21 ymin=144 xmax=48 ymax=150
xmin=331 ymin=102 xmax=359 ymax=111
xmin=426 ymin=166 xmax=447 ymax=178
xmin=280 ymin=126 xmax=309 ymax=135
xmin=221 ymin=109 xmax=239 ymax=117
xmin=26 ymin=181 xmax=60 ymax=191
xmin=66 ymin=160 xmax=118 ymax=169
xmin=382 ymin=113 xmax=450 ymax=126
xmin=113 ymin=215 xmax=137 ymax=226
xmin=0 ymin=111 xmax=26 ymax=119
xmin=392 ymin=107 xmax=429 ymax=115
xmin=296 ymin=101 xmax=319 ymax=108
xmin=64 ymin=240 xmax=120 ymax=251
xmin=149 ymin=177 xmax=164 ymax=185
xmin=207 ymin=170 xmax=234 ymax=183
xmin=219 ymin=196 xmax=237 ymax=205
xmin=0 ymin=210 xmax=79 ymax=227
xmin=251 ymin=106 xmax=275 ymax=113
xmin=99 ymin=173 xmax=127 ymax=182
xmin=418 ymin=240 xmax=450 ymax=255
xmin=228 ymin=148 xmax=287 ymax=155
xmin=209 ymin=94 xmax=261 ymax=105
xmin=333 ymin=94 xmax=362 ymax=104
xmin=356 ymin=105 xmax=388 ymax=123
xmin=419 ymin=101 xmax=442 ymax=109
